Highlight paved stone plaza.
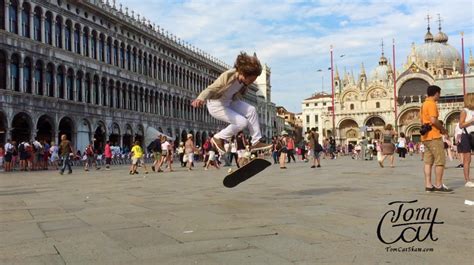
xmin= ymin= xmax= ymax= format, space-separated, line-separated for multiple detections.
xmin=0 ymin=156 xmax=472 ymax=265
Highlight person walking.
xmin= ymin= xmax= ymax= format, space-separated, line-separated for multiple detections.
xmin=379 ymin=124 xmax=397 ymax=168
xmin=148 ymin=135 xmax=162 ymax=172
xmin=59 ymin=134 xmax=74 ymax=175
xmin=129 ymin=141 xmax=149 ymax=175
xmin=191 ymin=52 xmax=272 ymax=153
xmin=184 ymin=134 xmax=196 ymax=171
xmin=286 ymin=135 xmax=296 ymax=163
xmin=420 ymin=85 xmax=452 ymax=193
xmin=279 ymin=131 xmax=289 ymax=169
xmin=329 ymin=137 xmax=337 ymax=159
xmin=308 ymin=128 xmax=322 ymax=168
xmin=397 ymin=133 xmax=407 ymax=159
xmin=84 ymin=143 xmax=99 ymax=171
xmin=104 ymin=141 xmax=112 ymax=170
xmin=177 ymin=142 xmax=185 ymax=167
xmin=458 ymin=92 xmax=474 ymax=187
xmin=230 ymin=136 xmax=239 ymax=167
xmin=49 ymin=141 xmax=60 ymax=170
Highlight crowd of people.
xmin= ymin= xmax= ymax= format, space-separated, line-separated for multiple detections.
xmin=1 ymin=88 xmax=473 ymax=194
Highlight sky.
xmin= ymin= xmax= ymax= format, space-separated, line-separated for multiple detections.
xmin=117 ymin=0 xmax=473 ymax=113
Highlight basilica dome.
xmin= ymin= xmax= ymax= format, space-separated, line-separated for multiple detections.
xmin=415 ymin=32 xmax=462 ymax=70
xmin=370 ymin=55 xmax=391 ymax=82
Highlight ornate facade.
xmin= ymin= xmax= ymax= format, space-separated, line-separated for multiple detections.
xmin=0 ymin=0 xmax=275 ymax=151
xmin=303 ymin=17 xmax=474 ymax=144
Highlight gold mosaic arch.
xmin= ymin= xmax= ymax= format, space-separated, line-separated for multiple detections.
xmin=341 ymin=90 xmax=359 ymax=102
xmin=398 ymin=107 xmax=421 ymax=126
xmin=365 ymin=87 xmax=388 ymax=101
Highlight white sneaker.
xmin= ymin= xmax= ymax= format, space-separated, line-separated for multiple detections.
xmin=465 ymin=181 xmax=474 ymax=188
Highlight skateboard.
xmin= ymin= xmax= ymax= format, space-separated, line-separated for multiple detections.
xmin=223 ymin=158 xmax=271 ymax=188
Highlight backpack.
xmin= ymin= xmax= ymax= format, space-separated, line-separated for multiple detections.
xmin=315 ymin=143 xmax=323 ymax=153
xmin=18 ymin=143 xmax=25 ymax=153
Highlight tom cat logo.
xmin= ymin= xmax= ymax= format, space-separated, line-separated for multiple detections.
xmin=377 ymin=200 xmax=444 ymax=244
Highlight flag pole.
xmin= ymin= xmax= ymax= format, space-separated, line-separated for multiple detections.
xmin=330 ymin=45 xmax=335 ymax=138
xmin=392 ymin=39 xmax=398 ymax=132
xmin=461 ymin=32 xmax=466 ymax=95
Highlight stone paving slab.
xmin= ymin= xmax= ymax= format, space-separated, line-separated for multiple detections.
xmin=0 ymin=155 xmax=472 ymax=264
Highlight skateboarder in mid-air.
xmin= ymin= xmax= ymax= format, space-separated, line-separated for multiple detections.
xmin=191 ymin=52 xmax=272 ymax=153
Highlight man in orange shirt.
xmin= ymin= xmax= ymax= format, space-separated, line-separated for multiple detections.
xmin=420 ymin=85 xmax=452 ymax=193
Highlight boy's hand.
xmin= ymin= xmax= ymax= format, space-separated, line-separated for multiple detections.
xmin=191 ymin=99 xmax=205 ymax=108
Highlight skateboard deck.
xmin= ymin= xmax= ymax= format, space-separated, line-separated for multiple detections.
xmin=223 ymin=158 xmax=271 ymax=188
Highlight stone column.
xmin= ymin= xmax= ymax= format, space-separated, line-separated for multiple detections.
xmin=81 ymin=75 xmax=86 ymax=102
xmin=3 ymin=1 xmax=8 ymax=31
xmin=16 ymin=6 xmax=21 ymax=35
xmin=18 ymin=61 xmax=24 ymax=92
xmin=51 ymin=13 xmax=55 ymax=45
xmin=61 ymin=22 xmax=65 ymax=49
xmin=29 ymin=12 xmax=34 ymax=39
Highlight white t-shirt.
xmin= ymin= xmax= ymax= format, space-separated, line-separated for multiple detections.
xmin=419 ymin=144 xmax=425 ymax=152
xmin=162 ymin=141 xmax=170 ymax=151
xmin=4 ymin=142 xmax=13 ymax=152
xmin=463 ymin=108 xmax=474 ymax=133
xmin=398 ymin=137 xmax=406 ymax=148
xmin=231 ymin=142 xmax=237 ymax=153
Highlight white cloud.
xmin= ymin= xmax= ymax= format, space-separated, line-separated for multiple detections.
xmin=118 ymin=0 xmax=473 ymax=112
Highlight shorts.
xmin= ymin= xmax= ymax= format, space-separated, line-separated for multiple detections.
xmin=457 ymin=134 xmax=473 ymax=153
xmin=237 ymin=150 xmax=245 ymax=158
xmin=313 ymin=149 xmax=321 ymax=158
xmin=153 ymin=152 xmax=162 ymax=161
xmin=20 ymin=152 xmax=28 ymax=160
xmin=132 ymin=157 xmax=144 ymax=165
xmin=4 ymin=153 xmax=12 ymax=162
xmin=280 ymin=147 xmax=288 ymax=154
xmin=423 ymin=138 xmax=446 ymax=166
xmin=184 ymin=153 xmax=194 ymax=163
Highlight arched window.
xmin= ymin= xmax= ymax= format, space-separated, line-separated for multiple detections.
xmin=93 ymin=77 xmax=99 ymax=104
xmin=376 ymin=102 xmax=380 ymax=108
xmin=106 ymin=38 xmax=112 ymax=64
xmin=66 ymin=69 xmax=73 ymax=100
xmin=138 ymin=52 xmax=142 ymax=74
xmin=101 ymin=80 xmax=106 ymax=106
xmin=126 ymin=47 xmax=131 ymax=70
xmin=64 ymin=21 xmax=72 ymax=51
xmin=21 ymin=3 xmax=30 ymax=37
xmin=98 ymin=35 xmax=105 ymax=62
xmin=9 ymin=0 xmax=18 ymax=33
xmin=76 ymin=72 xmax=82 ymax=102
xmin=350 ymin=104 xmax=354 ymax=110
xmin=57 ymin=66 xmax=64 ymax=98
xmin=10 ymin=54 xmax=20 ymax=91
xmin=132 ymin=50 xmax=137 ymax=72
xmin=74 ymin=25 xmax=80 ymax=54
xmin=45 ymin=12 xmax=52 ymax=45
xmin=82 ymin=28 xmax=89 ymax=57
xmin=113 ymin=42 xmax=118 ymax=66
xmin=120 ymin=45 xmax=125 ymax=68
xmin=34 ymin=61 xmax=43 ymax=95
xmin=91 ymin=32 xmax=97 ymax=59
xmin=85 ymin=74 xmax=91 ymax=103
xmin=0 ymin=51 xmax=6 ymax=89
xmin=46 ymin=64 xmax=54 ymax=97
xmin=33 ymin=7 xmax=42 ymax=41
xmin=23 ymin=58 xmax=32 ymax=93
xmin=55 ymin=16 xmax=62 ymax=48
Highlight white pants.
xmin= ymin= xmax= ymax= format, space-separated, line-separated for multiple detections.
xmin=207 ymin=100 xmax=262 ymax=145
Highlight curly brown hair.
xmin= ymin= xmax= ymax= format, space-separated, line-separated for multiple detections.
xmin=234 ymin=52 xmax=262 ymax=77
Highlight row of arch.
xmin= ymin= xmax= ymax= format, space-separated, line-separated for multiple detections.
xmin=337 ymin=109 xmax=460 ymax=142
xmin=1 ymin=0 xmax=218 ymax=93
xmin=0 ymin=50 xmax=225 ymax=124
xmin=0 ymin=111 xmax=214 ymax=151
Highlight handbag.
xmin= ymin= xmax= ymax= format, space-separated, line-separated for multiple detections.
xmin=464 ymin=128 xmax=474 ymax=149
